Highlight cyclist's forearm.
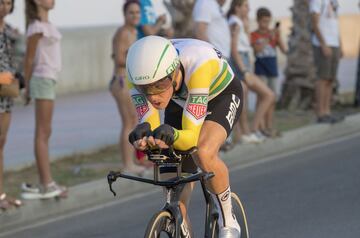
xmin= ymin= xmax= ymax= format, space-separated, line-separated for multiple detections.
xmin=173 ymin=129 xmax=200 ymax=150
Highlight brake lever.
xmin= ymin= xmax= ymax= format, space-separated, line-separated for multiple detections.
xmin=107 ymin=171 xmax=118 ymax=196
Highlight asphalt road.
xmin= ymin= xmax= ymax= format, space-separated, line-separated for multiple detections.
xmin=3 ymin=133 xmax=360 ymax=238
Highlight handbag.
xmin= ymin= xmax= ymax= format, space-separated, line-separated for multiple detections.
xmin=0 ymin=72 xmax=19 ymax=97
xmin=0 ymin=27 xmax=20 ymax=98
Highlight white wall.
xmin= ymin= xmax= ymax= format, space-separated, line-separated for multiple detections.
xmin=56 ymin=25 xmax=117 ymax=95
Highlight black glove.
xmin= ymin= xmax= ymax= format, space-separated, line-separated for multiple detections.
xmin=128 ymin=122 xmax=152 ymax=144
xmin=152 ymin=124 xmax=175 ymax=146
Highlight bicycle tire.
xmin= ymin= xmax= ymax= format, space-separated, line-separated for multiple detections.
xmin=209 ymin=216 xmax=218 ymax=238
xmin=210 ymin=193 xmax=249 ymax=238
xmin=231 ymin=192 xmax=249 ymax=238
xmin=144 ymin=210 xmax=176 ymax=238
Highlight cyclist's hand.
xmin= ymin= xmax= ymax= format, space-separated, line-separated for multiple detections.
xmin=129 ymin=122 xmax=152 ymax=150
xmin=152 ymin=124 xmax=175 ymax=148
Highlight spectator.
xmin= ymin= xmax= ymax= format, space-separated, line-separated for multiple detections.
xmin=110 ymin=0 xmax=147 ymax=175
xmin=227 ymin=0 xmax=276 ymax=142
xmin=21 ymin=0 xmax=67 ymax=199
xmin=310 ymin=0 xmax=343 ymax=123
xmin=137 ymin=0 xmax=173 ymax=39
xmin=193 ymin=0 xmax=236 ymax=150
xmin=251 ymin=7 xmax=286 ymax=131
xmin=193 ymin=0 xmax=231 ymax=60
xmin=0 ymin=0 xmax=22 ymax=210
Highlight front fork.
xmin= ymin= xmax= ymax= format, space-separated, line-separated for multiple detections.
xmin=164 ymin=184 xmax=193 ymax=238
xmin=201 ymin=176 xmax=218 ymax=238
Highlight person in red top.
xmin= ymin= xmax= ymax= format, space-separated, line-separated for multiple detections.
xmin=251 ymin=7 xmax=286 ymax=133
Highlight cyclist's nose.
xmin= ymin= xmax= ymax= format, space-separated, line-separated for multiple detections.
xmin=147 ymin=94 xmax=159 ymax=102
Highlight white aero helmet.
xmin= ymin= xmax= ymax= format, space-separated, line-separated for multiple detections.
xmin=126 ymin=36 xmax=180 ymax=94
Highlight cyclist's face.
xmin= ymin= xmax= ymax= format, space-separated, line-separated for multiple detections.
xmin=143 ymin=66 xmax=181 ymax=110
xmin=146 ymin=86 xmax=174 ymax=110
xmin=125 ymin=3 xmax=140 ymax=27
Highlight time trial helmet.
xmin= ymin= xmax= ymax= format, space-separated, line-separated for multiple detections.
xmin=126 ymin=36 xmax=180 ymax=95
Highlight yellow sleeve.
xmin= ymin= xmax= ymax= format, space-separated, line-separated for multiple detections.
xmin=173 ymin=60 xmax=220 ymax=150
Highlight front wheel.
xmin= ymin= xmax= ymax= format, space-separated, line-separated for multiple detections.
xmin=144 ymin=210 xmax=175 ymax=238
xmin=231 ymin=192 xmax=249 ymax=238
xmin=210 ymin=193 xmax=249 ymax=238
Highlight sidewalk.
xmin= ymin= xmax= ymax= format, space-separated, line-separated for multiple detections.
xmin=6 ymin=90 xmax=120 ymax=170
xmin=1 ymin=113 xmax=360 ymax=233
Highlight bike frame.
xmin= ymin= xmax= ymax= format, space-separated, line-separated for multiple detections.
xmin=107 ymin=148 xmax=218 ymax=237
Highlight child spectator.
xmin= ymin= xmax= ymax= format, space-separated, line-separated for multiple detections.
xmin=22 ymin=0 xmax=67 ymax=199
xmin=227 ymin=0 xmax=276 ymax=143
xmin=110 ymin=0 xmax=148 ymax=175
xmin=251 ymin=7 xmax=287 ymax=92
xmin=251 ymin=7 xmax=286 ymax=133
xmin=0 ymin=0 xmax=22 ymax=210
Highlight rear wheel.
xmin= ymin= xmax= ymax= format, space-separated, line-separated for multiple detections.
xmin=144 ymin=210 xmax=175 ymax=238
xmin=231 ymin=192 xmax=249 ymax=238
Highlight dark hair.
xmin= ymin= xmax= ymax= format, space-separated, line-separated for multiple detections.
xmin=123 ymin=0 xmax=140 ymax=15
xmin=256 ymin=7 xmax=271 ymax=20
xmin=227 ymin=0 xmax=246 ymax=19
xmin=25 ymin=0 xmax=39 ymax=28
xmin=10 ymin=0 xmax=15 ymax=13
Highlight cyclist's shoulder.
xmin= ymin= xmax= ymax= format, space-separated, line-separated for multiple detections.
xmin=172 ymin=38 xmax=223 ymax=76
xmin=172 ymin=38 xmax=219 ymax=58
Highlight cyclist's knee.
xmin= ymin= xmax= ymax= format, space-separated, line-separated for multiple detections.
xmin=197 ymin=143 xmax=218 ymax=171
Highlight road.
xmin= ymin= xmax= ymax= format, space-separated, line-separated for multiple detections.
xmin=2 ymin=133 xmax=360 ymax=238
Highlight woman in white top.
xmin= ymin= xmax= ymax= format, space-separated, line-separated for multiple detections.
xmin=22 ymin=0 xmax=67 ymax=199
xmin=227 ymin=0 xmax=277 ymax=143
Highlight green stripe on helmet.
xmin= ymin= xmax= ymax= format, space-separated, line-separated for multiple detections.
xmin=152 ymin=43 xmax=170 ymax=79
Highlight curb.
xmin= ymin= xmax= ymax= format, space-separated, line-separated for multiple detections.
xmin=1 ymin=113 xmax=360 ymax=233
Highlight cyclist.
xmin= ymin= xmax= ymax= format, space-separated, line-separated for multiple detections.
xmin=127 ymin=36 xmax=243 ymax=237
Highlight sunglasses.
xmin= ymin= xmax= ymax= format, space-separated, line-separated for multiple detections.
xmin=135 ymin=71 xmax=176 ymax=95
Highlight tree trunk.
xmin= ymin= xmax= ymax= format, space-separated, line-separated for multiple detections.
xmin=166 ymin=0 xmax=196 ymax=37
xmin=355 ymin=48 xmax=360 ymax=107
xmin=279 ymin=0 xmax=316 ymax=110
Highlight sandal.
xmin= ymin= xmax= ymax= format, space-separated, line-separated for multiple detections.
xmin=0 ymin=193 xmax=22 ymax=210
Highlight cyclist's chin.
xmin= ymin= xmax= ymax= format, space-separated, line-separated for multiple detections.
xmin=152 ymin=102 xmax=166 ymax=110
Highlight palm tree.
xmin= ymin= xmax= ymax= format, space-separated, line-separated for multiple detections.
xmin=279 ymin=0 xmax=316 ymax=110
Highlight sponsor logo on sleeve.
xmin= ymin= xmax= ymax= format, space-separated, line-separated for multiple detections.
xmin=132 ymin=94 xmax=149 ymax=120
xmin=186 ymin=94 xmax=208 ymax=120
